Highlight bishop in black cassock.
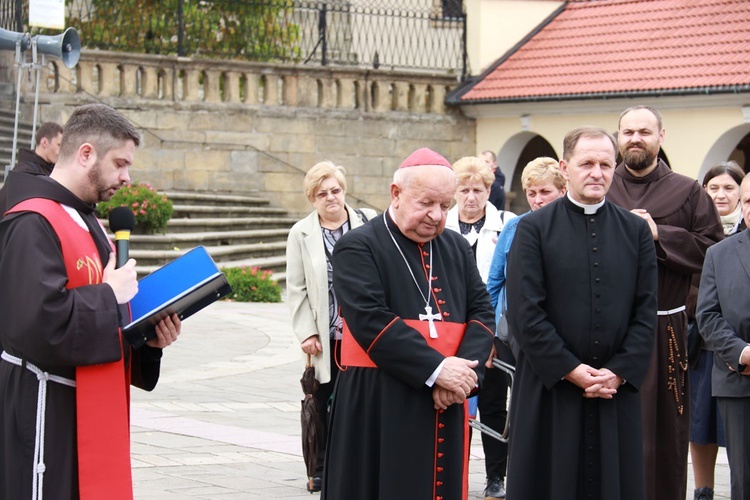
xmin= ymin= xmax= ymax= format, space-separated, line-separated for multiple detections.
xmin=324 ymin=148 xmax=495 ymax=500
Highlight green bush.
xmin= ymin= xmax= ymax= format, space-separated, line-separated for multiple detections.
xmin=222 ymin=266 xmax=282 ymax=303
xmin=72 ymin=0 xmax=301 ymax=62
xmin=97 ymin=183 xmax=174 ymax=233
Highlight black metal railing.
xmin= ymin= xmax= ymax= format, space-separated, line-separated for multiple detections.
xmin=1 ymin=0 xmax=466 ymax=77
xmin=0 ymin=0 xmax=21 ymax=33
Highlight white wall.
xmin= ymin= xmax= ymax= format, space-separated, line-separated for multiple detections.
xmin=465 ymin=0 xmax=562 ymax=75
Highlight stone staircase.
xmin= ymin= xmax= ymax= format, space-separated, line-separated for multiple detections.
xmin=0 ymin=107 xmax=33 ymax=174
xmin=123 ymin=191 xmax=295 ymax=283
xmin=0 ymin=108 xmax=293 ymax=285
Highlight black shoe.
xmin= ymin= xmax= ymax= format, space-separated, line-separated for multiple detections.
xmin=307 ymin=476 xmax=322 ymax=493
xmin=694 ymin=487 xmax=713 ymax=500
xmin=484 ymin=476 xmax=506 ymax=499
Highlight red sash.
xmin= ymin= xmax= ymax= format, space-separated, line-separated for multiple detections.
xmin=8 ymin=199 xmax=133 ymax=500
xmin=341 ymin=318 xmax=466 ymax=367
xmin=342 ymin=318 xmax=471 ymax=499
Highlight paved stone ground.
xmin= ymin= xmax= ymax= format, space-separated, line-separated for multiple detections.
xmin=131 ymin=300 xmax=732 ymax=499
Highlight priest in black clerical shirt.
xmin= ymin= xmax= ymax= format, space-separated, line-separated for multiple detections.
xmin=505 ymin=127 xmax=658 ymax=500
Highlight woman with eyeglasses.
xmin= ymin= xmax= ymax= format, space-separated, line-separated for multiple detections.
xmin=286 ymin=161 xmax=377 ymax=492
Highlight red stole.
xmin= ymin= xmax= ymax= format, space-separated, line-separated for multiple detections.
xmin=340 ymin=319 xmax=466 ymax=367
xmin=7 ymin=199 xmax=134 ymax=500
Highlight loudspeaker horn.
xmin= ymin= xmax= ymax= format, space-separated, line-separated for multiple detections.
xmin=32 ymin=27 xmax=80 ymax=68
xmin=0 ymin=28 xmax=30 ymax=52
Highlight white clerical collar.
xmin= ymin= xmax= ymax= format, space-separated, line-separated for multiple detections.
xmin=567 ymin=192 xmax=605 ymax=214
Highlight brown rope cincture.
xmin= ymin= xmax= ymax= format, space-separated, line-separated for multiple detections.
xmin=666 ymin=321 xmax=688 ymax=415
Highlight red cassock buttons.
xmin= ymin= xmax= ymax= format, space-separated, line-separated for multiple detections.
xmin=438 ymin=438 xmax=445 ymax=443
xmin=437 ymin=467 xmax=444 ymax=472
xmin=439 ymin=423 xmax=445 ymax=428
xmin=442 ymin=312 xmax=450 ymax=317
xmin=437 ymin=452 xmax=444 ymax=458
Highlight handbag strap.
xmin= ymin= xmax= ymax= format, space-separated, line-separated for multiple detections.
xmin=354 ymin=208 xmax=369 ymax=222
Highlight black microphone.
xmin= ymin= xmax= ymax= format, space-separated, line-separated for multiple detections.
xmin=109 ymin=207 xmax=135 ymax=269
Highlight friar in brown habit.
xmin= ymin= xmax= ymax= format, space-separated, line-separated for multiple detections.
xmin=607 ymin=105 xmax=723 ymax=500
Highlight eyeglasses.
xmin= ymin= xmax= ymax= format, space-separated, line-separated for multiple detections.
xmin=315 ymin=187 xmax=343 ymax=200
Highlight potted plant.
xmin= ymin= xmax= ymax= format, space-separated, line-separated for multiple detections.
xmin=97 ymin=182 xmax=174 ymax=234
xmin=222 ymin=266 xmax=282 ymax=302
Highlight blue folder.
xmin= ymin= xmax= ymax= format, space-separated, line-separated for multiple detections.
xmin=123 ymin=246 xmax=232 ymax=348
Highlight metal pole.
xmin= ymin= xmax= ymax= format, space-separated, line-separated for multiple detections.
xmin=14 ymin=0 xmax=22 ymax=32
xmin=177 ymin=0 xmax=184 ymax=57
xmin=461 ymin=5 xmax=467 ymax=81
xmin=9 ymin=39 xmax=24 ymax=173
xmin=319 ymin=2 xmax=327 ymax=66
xmin=30 ymin=45 xmax=42 ymax=149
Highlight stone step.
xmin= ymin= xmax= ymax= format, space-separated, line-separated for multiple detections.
xmin=130 ymin=240 xmax=287 ymax=267
xmin=0 ymin=108 xmax=20 ymax=119
xmin=136 ymin=254 xmax=287 ymax=285
xmin=0 ymin=113 xmax=35 ymax=172
xmin=171 ymin=204 xmax=288 ymax=218
xmin=0 ymin=112 xmax=33 ymax=128
xmin=140 ymin=254 xmax=287 ymax=274
xmin=164 ymin=190 xmax=272 ymax=207
xmin=101 ymin=216 xmax=297 ymax=233
xmin=126 ymin=228 xmax=289 ymax=250
xmin=0 ymin=129 xmax=33 ymax=144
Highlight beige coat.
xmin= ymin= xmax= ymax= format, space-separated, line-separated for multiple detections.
xmin=286 ymin=204 xmax=377 ymax=383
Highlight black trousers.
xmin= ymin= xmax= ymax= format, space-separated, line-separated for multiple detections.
xmin=477 ymin=338 xmax=513 ymax=479
xmin=717 ymin=396 xmax=750 ymax=500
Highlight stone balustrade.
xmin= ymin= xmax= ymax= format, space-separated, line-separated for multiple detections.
xmin=3 ymin=49 xmax=475 ymax=216
xmin=36 ymin=50 xmax=458 ymax=115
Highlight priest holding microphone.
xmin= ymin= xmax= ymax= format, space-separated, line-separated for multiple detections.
xmin=0 ymin=103 xmax=181 ymax=500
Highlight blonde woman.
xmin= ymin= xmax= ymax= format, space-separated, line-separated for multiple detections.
xmin=487 ymin=157 xmax=568 ymax=320
xmin=286 ymin=161 xmax=377 ymax=492
xmin=445 ymin=156 xmax=515 ymax=500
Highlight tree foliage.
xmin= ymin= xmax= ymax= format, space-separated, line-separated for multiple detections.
xmin=72 ymin=0 xmax=300 ymax=61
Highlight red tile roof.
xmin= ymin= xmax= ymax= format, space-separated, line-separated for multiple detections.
xmin=455 ymin=0 xmax=750 ymax=103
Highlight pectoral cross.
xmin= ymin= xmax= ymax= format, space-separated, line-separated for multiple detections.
xmin=419 ymin=305 xmax=441 ymax=338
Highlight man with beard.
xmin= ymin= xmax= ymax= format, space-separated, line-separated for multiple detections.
xmin=0 ymin=103 xmax=181 ymax=500
xmin=607 ymin=105 xmax=723 ymax=500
